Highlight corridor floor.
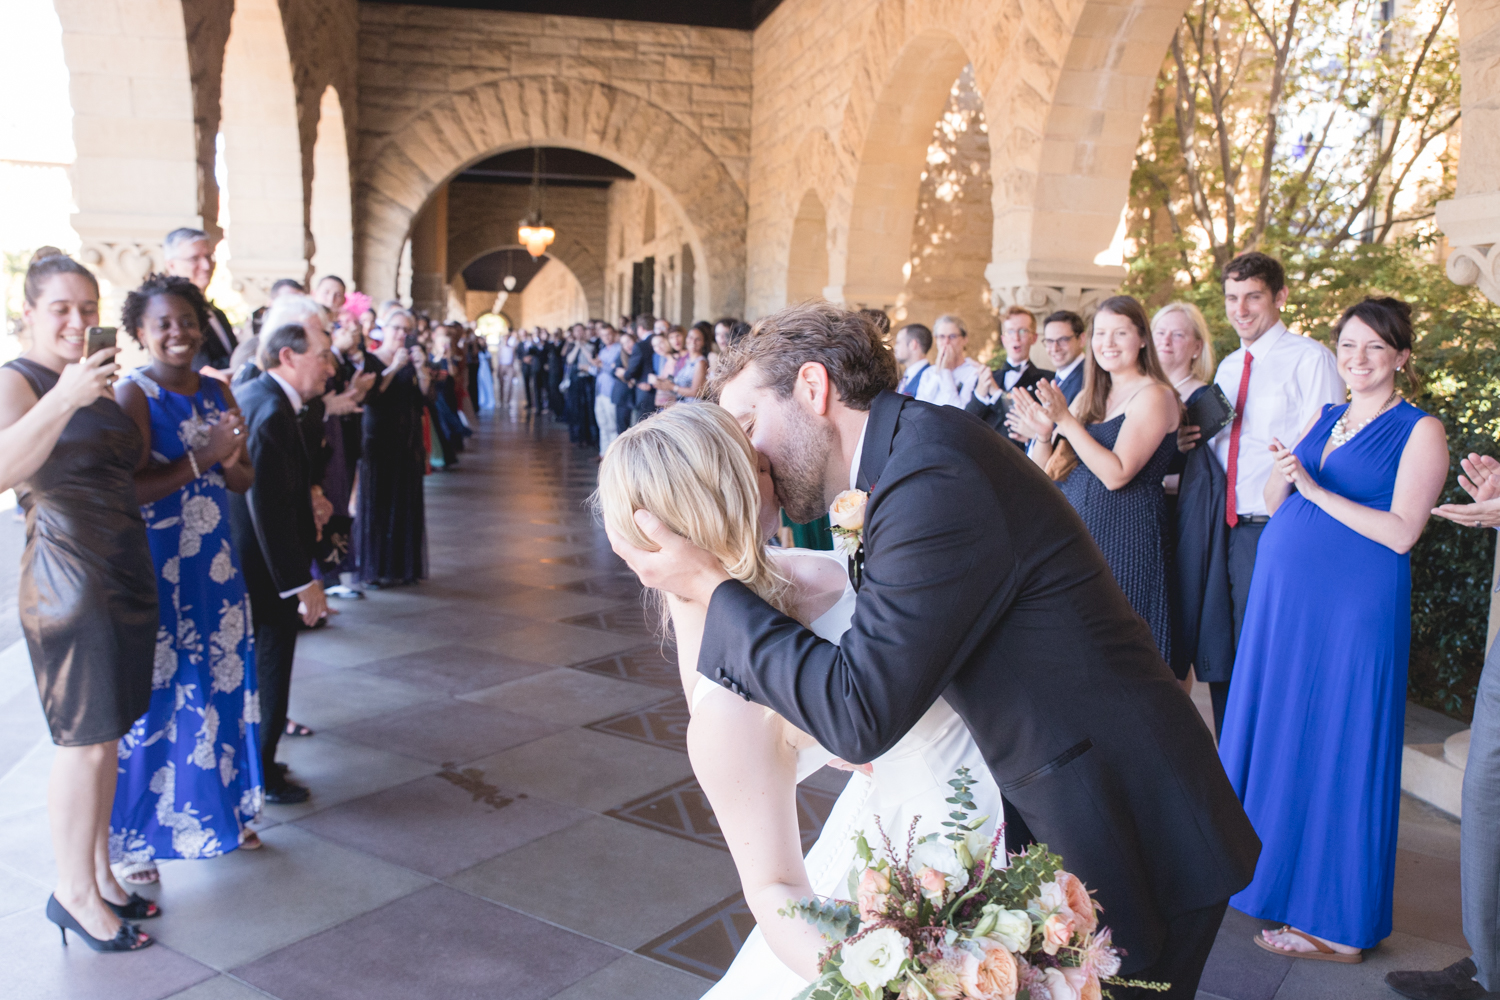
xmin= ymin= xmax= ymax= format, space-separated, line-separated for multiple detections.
xmin=0 ymin=412 xmax=1473 ymax=1000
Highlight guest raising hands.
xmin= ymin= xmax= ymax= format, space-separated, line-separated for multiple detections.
xmin=1010 ymin=295 xmax=1181 ymax=662
xmin=1218 ymin=297 xmax=1448 ymax=963
xmin=109 ymin=274 xmax=264 ymax=887
xmin=0 ymin=250 xmax=157 ymax=951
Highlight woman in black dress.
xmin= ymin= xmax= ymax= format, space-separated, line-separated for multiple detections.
xmin=357 ymin=310 xmax=428 ymax=586
xmin=0 ymin=251 xmax=157 ymax=951
xmin=1011 ymin=295 xmax=1181 ymax=662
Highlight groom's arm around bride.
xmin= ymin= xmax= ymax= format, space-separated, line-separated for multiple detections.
xmin=611 ymin=304 xmax=1259 ymax=999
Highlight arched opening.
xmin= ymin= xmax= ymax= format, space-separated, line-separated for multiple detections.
xmin=785 ymin=190 xmax=830 ymax=305
xmin=836 ymin=30 xmax=972 ymax=311
xmin=309 ymin=85 xmax=353 ymax=288
xmin=460 ymin=249 xmax=588 ymax=331
xmin=219 ymin=0 xmax=305 ymax=306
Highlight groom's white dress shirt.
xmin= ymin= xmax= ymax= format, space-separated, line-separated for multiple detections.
xmin=1209 ymin=321 xmax=1342 ymax=518
xmin=916 ymin=357 xmax=987 ymax=409
xmin=849 ymin=415 xmax=869 ymax=492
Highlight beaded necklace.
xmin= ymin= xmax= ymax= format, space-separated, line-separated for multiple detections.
xmin=1327 ymin=389 xmax=1399 ymax=448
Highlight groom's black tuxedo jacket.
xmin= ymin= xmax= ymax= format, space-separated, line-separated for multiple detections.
xmin=700 ymin=390 xmax=1259 ymax=973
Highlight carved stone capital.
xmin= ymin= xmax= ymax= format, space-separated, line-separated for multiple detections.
xmin=77 ymin=239 xmax=164 ymax=292
xmin=1445 ymin=243 xmax=1500 ymax=306
xmin=229 ymin=259 xmax=310 ymax=309
xmin=990 ymin=283 xmax=1117 ymax=315
xmin=984 ymin=260 xmax=1123 ymax=316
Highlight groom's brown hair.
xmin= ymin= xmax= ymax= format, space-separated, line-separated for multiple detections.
xmin=703 ymin=302 xmax=899 ymax=411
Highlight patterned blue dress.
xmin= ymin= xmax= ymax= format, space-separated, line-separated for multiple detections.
xmin=1219 ymin=400 xmax=1428 ymax=948
xmin=110 ymin=370 xmax=264 ymax=864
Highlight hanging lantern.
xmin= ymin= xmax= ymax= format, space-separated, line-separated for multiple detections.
xmin=502 ymin=274 xmax=517 ymax=291
xmin=519 ymin=147 xmax=555 ymax=258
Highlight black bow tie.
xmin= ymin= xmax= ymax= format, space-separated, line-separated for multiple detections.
xmin=1005 ymin=363 xmax=1025 ymax=372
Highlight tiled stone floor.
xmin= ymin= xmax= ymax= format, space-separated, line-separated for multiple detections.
xmin=0 ymin=412 xmax=1473 ymax=999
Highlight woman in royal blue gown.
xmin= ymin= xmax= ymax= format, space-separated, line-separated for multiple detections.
xmin=1219 ymin=297 xmax=1448 ymax=961
xmin=110 ymin=274 xmax=264 ymax=885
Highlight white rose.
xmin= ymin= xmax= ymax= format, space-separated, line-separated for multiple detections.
xmin=912 ymin=840 xmax=967 ymax=891
xmin=829 ymin=489 xmax=868 ymax=530
xmin=840 ymin=927 xmax=909 ymax=991
xmin=985 ymin=908 xmax=1034 ymax=953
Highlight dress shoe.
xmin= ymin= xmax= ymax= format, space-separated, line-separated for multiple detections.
xmin=1388 ymin=958 xmax=1499 ymax=1000
xmin=263 ymin=779 xmax=310 ymax=805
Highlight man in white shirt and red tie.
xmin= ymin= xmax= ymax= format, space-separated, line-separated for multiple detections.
xmin=893 ymin=323 xmax=933 ymax=397
xmin=915 ymin=314 xmax=989 ymax=409
xmin=1183 ymin=251 xmax=1342 ymax=731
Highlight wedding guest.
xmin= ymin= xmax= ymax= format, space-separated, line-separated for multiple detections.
xmin=269 ymin=279 xmax=304 ymax=300
xmin=1040 ymin=310 xmax=1088 ymax=403
xmin=613 ymin=332 xmax=638 ymax=435
xmin=593 ymin=325 xmax=623 ymax=454
xmin=312 ymin=274 xmax=346 ymax=315
xmin=1153 ymin=303 xmax=1226 ymax=690
xmin=228 ymin=321 xmax=334 ymax=805
xmin=967 ymin=307 xmax=1053 ymax=442
xmin=359 ymin=310 xmax=428 ymax=587
xmin=1012 ymin=295 xmax=1181 ymax=661
xmin=651 ymin=332 xmax=679 ymax=411
xmin=624 ymin=320 xmax=658 ymax=424
xmin=713 ymin=317 xmax=736 ymax=357
xmin=1391 ymin=452 xmax=1500 ymax=1000
xmin=110 ymin=274 xmax=264 ymax=886
xmin=564 ymin=325 xmax=597 ymax=448
xmin=0 ymin=250 xmax=156 ymax=951
xmin=1180 ymin=252 xmax=1342 ymax=731
xmin=857 ymin=307 xmax=891 ymax=338
xmin=892 ymin=323 xmax=933 ymax=397
xmin=663 ymin=325 xmax=710 ymax=405
xmin=1219 ymin=296 xmax=1447 ymax=962
xmin=545 ymin=329 xmax=567 ymax=417
xmin=162 ymin=228 xmax=237 ymax=376
xmin=915 ymin=314 xmax=987 ymax=409
xmin=320 ymin=319 xmax=377 ymax=600
xmin=495 ymin=331 xmax=518 ymax=410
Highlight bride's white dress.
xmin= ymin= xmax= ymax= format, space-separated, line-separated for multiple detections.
xmin=698 ymin=548 xmax=1003 ymax=1000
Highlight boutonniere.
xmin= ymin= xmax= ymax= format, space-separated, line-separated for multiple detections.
xmin=829 ymin=489 xmax=868 ymax=589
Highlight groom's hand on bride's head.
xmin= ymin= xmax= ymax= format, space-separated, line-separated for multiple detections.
xmin=606 ymin=509 xmax=732 ymax=604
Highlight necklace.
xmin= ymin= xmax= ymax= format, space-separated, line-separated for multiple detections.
xmin=1171 ymin=374 xmax=1197 ymax=393
xmin=1328 ymin=389 xmax=1399 ymax=448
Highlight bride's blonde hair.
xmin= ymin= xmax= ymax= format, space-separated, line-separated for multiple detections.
xmin=594 ymin=404 xmax=793 ymax=617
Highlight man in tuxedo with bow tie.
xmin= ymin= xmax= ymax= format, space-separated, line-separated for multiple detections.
xmin=966 ymin=307 xmax=1052 ymax=445
xmin=610 ymin=304 xmax=1259 ymax=998
xmin=163 ymin=228 xmax=239 ymax=377
xmin=228 ymin=315 xmax=335 ymax=803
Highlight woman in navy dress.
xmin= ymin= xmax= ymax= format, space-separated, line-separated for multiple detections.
xmin=1220 ymin=297 xmax=1448 ymax=961
xmin=109 ymin=274 xmax=264 ymax=885
xmin=1011 ymin=295 xmax=1181 ymax=661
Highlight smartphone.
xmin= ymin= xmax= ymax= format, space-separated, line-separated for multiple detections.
xmin=85 ymin=326 xmax=117 ymax=358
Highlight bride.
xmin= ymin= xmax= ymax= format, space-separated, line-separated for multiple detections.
xmin=595 ymin=403 xmax=1003 ymax=996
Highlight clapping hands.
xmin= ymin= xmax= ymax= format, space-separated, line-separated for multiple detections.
xmin=1269 ymin=438 xmax=1323 ymax=500
xmin=1432 ymin=453 xmax=1500 ymax=528
xmin=1005 ymin=380 xmax=1068 ymax=442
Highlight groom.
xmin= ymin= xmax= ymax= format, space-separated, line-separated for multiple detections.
xmin=609 ymin=304 xmax=1259 ymax=997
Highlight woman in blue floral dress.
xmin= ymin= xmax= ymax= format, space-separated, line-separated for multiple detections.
xmin=109 ymin=274 xmax=263 ymax=884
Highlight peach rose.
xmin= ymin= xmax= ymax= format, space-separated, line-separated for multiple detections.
xmin=829 ymin=489 xmax=868 ymax=530
xmin=1061 ymin=966 xmax=1102 ymax=1000
xmin=1040 ymin=968 xmax=1079 ymax=1000
xmin=919 ymin=865 xmax=950 ymax=900
xmin=858 ymin=866 xmax=892 ymax=921
xmin=963 ymin=941 xmax=1019 ymax=1000
xmin=1055 ymin=871 xmax=1098 ymax=935
xmin=1041 ymin=912 xmax=1075 ymax=955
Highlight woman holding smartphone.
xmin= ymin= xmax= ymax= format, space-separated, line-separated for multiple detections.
xmin=0 ymin=250 xmax=158 ymax=951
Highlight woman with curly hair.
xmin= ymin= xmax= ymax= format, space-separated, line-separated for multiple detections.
xmin=108 ymin=273 xmax=264 ymax=888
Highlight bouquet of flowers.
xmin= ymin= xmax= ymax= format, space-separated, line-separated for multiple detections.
xmin=781 ymin=768 xmax=1155 ymax=1000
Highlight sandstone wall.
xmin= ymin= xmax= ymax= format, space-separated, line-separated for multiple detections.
xmin=516 ymin=258 xmax=589 ymax=329
xmin=605 ymin=179 xmax=698 ymax=324
xmin=354 ymin=5 xmax=752 ymax=313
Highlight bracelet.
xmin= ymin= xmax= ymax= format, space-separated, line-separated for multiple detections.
xmin=188 ymin=449 xmax=201 ymax=479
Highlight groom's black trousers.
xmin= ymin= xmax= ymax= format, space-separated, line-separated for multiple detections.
xmin=1112 ymin=901 xmax=1228 ymax=1000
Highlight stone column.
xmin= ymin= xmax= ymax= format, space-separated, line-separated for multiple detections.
xmin=410 ymin=185 xmax=449 ymax=319
xmin=58 ymin=0 xmax=203 ymax=317
xmin=984 ymin=260 xmax=1125 ymax=316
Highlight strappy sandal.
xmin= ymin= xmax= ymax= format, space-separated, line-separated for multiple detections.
xmin=284 ymin=720 xmax=315 ymax=737
xmin=114 ymin=860 xmax=159 ymax=885
xmin=1254 ymin=926 xmax=1363 ymax=963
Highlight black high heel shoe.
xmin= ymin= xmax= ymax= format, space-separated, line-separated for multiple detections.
xmin=105 ymin=892 xmax=160 ymax=920
xmin=46 ymin=895 xmax=154 ymax=952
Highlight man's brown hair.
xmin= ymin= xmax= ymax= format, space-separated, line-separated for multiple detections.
xmin=704 ymin=302 xmax=899 ymax=411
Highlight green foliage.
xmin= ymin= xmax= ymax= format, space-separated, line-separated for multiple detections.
xmin=988 ymin=843 xmax=1064 ymax=910
xmin=780 ymin=897 xmax=862 ymax=943
xmin=941 ymin=767 xmax=979 ymax=844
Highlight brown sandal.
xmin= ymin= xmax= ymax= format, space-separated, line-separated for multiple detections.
xmin=1253 ymin=926 xmax=1363 ymax=963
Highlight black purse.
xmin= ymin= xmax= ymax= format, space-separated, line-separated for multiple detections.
xmin=1187 ymin=384 xmax=1236 ymax=441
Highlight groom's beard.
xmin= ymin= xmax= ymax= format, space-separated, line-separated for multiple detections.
xmin=773 ymin=405 xmax=837 ymax=525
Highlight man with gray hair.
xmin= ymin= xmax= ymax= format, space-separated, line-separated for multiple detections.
xmin=914 ymin=314 xmax=988 ymax=410
xmin=163 ymin=227 xmax=238 ymax=375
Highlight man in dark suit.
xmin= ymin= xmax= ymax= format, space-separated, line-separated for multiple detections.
xmin=228 ymin=318 xmax=335 ymax=804
xmin=163 ymin=228 xmax=238 ymax=375
xmin=1040 ymin=309 xmax=1088 ymax=403
xmin=609 ymin=303 xmax=1259 ymax=999
xmin=622 ymin=317 xmax=657 ymax=424
xmin=966 ymin=307 xmax=1053 ymax=444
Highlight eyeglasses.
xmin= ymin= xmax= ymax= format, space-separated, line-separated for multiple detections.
xmin=1042 ymin=336 xmax=1076 ymax=347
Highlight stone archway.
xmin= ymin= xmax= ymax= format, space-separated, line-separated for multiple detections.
xmin=309 ymin=85 xmax=354 ymax=286
xmin=55 ymin=0 xmax=201 ymax=297
xmin=786 ymin=189 xmax=830 ymax=304
xmin=220 ymin=0 xmax=305 ymax=305
xmin=356 ymin=77 xmax=747 ymax=318
xmin=832 ymin=29 xmax=973 ymax=311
